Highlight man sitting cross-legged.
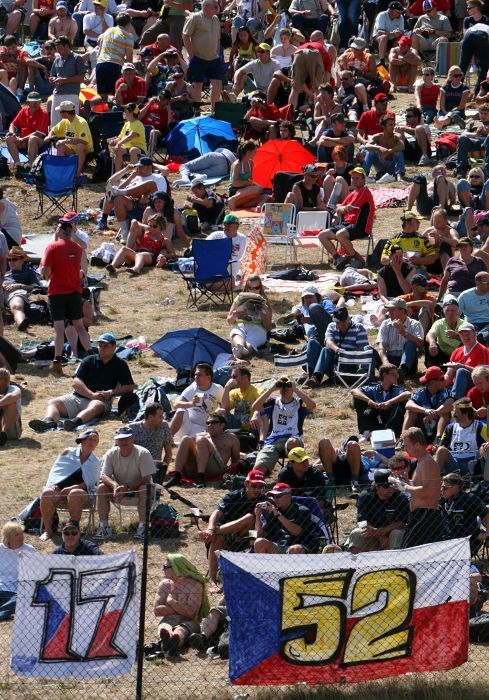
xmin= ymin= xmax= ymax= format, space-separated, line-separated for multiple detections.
xmin=165 ymin=412 xmax=240 ymax=489
xmin=199 ymin=469 xmax=267 ymax=592
xmin=28 ymin=332 xmax=135 ymax=433
xmin=39 ymin=429 xmax=100 ymax=541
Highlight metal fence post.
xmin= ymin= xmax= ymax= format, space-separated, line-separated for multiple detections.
xmin=135 ymin=483 xmax=152 ymax=700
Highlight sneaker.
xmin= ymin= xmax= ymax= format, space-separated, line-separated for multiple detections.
xmin=51 ymin=359 xmax=63 ymax=374
xmin=333 ymin=254 xmax=350 ymax=271
xmin=28 ymin=418 xmax=57 ymax=433
xmin=93 ymin=524 xmax=112 ymax=540
xmin=106 ymin=263 xmax=116 ymax=276
xmin=365 ymin=176 xmax=376 ymax=184
xmin=173 ymin=178 xmax=191 ymax=187
xmin=60 ymin=417 xmax=82 ymax=431
xmin=305 ymin=374 xmax=321 ymax=389
xmin=232 ymin=343 xmax=251 ymax=360
xmin=189 ymin=633 xmax=209 ymax=652
xmin=96 ymin=217 xmax=108 ymax=231
xmin=134 ymin=523 xmax=146 ymax=540
xmin=350 ymin=480 xmax=361 ymax=495
xmin=0 ymin=430 xmax=7 ymax=446
xmin=195 ymin=473 xmax=206 ymax=489
xmin=377 ymin=173 xmax=396 ymax=184
xmin=418 ymin=154 xmax=431 ymax=166
xmin=164 ymin=471 xmax=182 ymax=488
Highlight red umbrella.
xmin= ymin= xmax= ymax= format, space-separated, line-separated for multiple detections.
xmin=253 ymin=139 xmax=315 ymax=189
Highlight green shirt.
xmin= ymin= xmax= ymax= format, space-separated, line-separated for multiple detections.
xmin=429 ymin=317 xmax=464 ymax=355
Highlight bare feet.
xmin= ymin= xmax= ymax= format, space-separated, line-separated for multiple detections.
xmin=40 ymin=531 xmax=52 ymax=542
xmin=209 ymin=581 xmax=222 ymax=594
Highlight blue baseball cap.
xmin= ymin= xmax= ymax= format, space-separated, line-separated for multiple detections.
xmin=97 ymin=332 xmax=116 ymax=344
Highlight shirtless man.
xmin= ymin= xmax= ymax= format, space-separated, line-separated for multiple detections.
xmin=154 ymin=555 xmax=205 ymax=657
xmin=363 ymin=113 xmax=406 ymax=182
xmin=48 ymin=2 xmax=78 ymax=44
xmin=164 ymin=412 xmax=240 ymax=489
xmin=390 ymin=427 xmax=446 ymax=548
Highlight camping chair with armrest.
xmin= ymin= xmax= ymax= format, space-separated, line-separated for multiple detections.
xmin=178 ymin=237 xmax=234 ymax=308
xmin=333 ymin=346 xmax=376 ymax=406
xmin=273 ymin=348 xmax=308 ymax=383
xmin=293 ymin=209 xmax=331 ymax=263
xmin=259 ymin=202 xmax=297 ymax=266
xmin=113 ymin=482 xmax=161 ymax=534
xmin=212 ymin=101 xmax=248 ymax=141
xmin=292 ymin=495 xmax=333 ymax=550
xmin=33 ymin=153 xmax=80 ymax=219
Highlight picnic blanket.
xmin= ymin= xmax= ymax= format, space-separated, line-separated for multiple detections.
xmin=371 ymin=187 xmax=410 ymax=209
xmin=262 ymin=272 xmax=340 ymax=294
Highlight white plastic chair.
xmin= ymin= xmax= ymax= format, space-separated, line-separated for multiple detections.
xmin=292 ymin=210 xmax=331 ymax=263
xmin=113 ymin=483 xmax=161 ymax=533
xmin=259 ymin=202 xmax=297 ymax=265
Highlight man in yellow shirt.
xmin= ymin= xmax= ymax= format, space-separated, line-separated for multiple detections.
xmin=380 ymin=211 xmax=437 ymax=271
xmin=45 ymin=100 xmax=93 ymax=175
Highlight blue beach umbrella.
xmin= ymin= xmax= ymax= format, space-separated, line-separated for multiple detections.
xmin=164 ymin=116 xmax=237 ymax=157
xmin=151 ymin=328 xmax=232 ymax=370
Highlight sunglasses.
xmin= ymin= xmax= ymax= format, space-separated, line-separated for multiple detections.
xmin=248 ymin=285 xmax=261 ymax=290
xmin=63 ymin=529 xmax=79 ymax=536
xmin=206 ymin=420 xmax=221 ymax=425
xmin=163 ymin=563 xmax=172 ymax=569
xmin=469 ymin=174 xmax=482 ymax=178
xmin=452 ymin=73 xmax=463 ymax=77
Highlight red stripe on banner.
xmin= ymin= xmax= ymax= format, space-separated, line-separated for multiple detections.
xmin=86 ymin=610 xmax=123 ymax=658
xmin=233 ymin=601 xmax=468 ymax=685
xmin=42 ymin=614 xmax=79 ymax=660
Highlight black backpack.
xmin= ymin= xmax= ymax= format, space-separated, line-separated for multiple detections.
xmin=91 ymin=148 xmax=112 ymax=184
xmin=26 ymin=299 xmax=51 ymax=324
xmin=30 ymin=155 xmax=45 ymax=185
xmin=366 ymin=237 xmax=389 ymax=268
xmin=0 ymin=156 xmax=10 ymax=179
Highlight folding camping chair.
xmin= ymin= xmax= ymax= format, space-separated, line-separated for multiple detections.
xmin=113 ymin=483 xmax=161 ymax=533
xmin=293 ymin=495 xmax=333 ymax=548
xmin=212 ymin=101 xmax=248 ymax=141
xmin=435 ymin=41 xmax=462 ymax=78
xmin=293 ymin=210 xmax=331 ymax=263
xmin=178 ymin=237 xmax=234 ymax=308
xmin=333 ymin=346 xmax=376 ymax=405
xmin=33 ymin=153 xmax=79 ymax=219
xmin=273 ymin=348 xmax=308 ymax=381
xmin=259 ymin=202 xmax=297 ymax=266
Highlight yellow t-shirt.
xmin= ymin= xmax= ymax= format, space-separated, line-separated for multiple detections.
xmin=118 ymin=119 xmax=147 ymax=152
xmin=228 ymin=385 xmax=261 ymax=430
xmin=52 ymin=114 xmax=93 ymax=151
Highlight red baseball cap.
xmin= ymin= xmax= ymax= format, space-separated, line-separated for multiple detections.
xmin=267 ymin=483 xmax=292 ymax=496
xmin=374 ymin=93 xmax=389 ymax=102
xmin=399 ymin=35 xmax=412 ymax=46
xmin=246 ymin=469 xmax=266 ymax=484
xmin=419 ymin=366 xmax=444 ymax=383
xmin=59 ymin=211 xmax=79 ymax=222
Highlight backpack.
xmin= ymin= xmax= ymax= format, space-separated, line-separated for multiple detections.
xmin=366 ymin=237 xmax=389 ymax=268
xmin=30 ymin=155 xmax=45 ymax=186
xmin=19 ymin=496 xmax=58 ymax=534
xmin=137 ymin=378 xmax=173 ymax=420
xmin=0 ymin=156 xmax=10 ymax=179
xmin=91 ymin=148 xmax=112 ymax=184
xmin=181 ymin=207 xmax=200 ymax=235
xmin=149 ymin=503 xmax=180 ymax=538
xmin=26 ymin=299 xmax=51 ymax=325
xmin=435 ymin=132 xmax=459 ymax=159
xmin=268 ymin=267 xmax=318 ymax=281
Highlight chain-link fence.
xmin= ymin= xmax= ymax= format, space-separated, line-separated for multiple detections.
xmin=2 ymin=482 xmax=489 ymax=699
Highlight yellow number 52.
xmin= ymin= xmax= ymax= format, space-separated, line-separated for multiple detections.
xmin=280 ymin=568 xmax=415 ymax=666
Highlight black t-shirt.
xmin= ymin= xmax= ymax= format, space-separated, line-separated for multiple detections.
xmin=277 ymin=464 xmax=327 ymax=502
xmin=53 ymin=539 xmax=103 ymax=555
xmin=441 ymin=492 xmax=487 ymax=540
xmin=217 ymin=488 xmax=265 ymax=524
xmin=74 ymin=353 xmax=134 ymax=394
xmin=55 ymin=468 xmax=83 ymax=490
xmin=194 ymin=192 xmax=219 ymax=224
xmin=261 ymin=501 xmax=318 ymax=551
xmin=377 ymin=261 xmax=414 ymax=297
xmin=297 ymin=181 xmax=320 ymax=209
xmin=356 ymin=489 xmax=410 ymax=528
xmin=318 ymin=127 xmax=352 ymax=164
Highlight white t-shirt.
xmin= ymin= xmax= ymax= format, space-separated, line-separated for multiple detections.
xmin=78 ymin=0 xmax=118 ymax=13
xmin=207 ymin=230 xmax=247 ymax=278
xmin=179 ymin=381 xmax=224 ymax=428
xmin=83 ymin=11 xmax=114 ymax=35
xmin=132 ymin=173 xmax=168 ymax=193
xmin=0 ymin=543 xmax=35 ymax=591
xmin=101 ymin=444 xmax=156 ymax=484
xmin=0 ymin=199 xmax=22 ymax=245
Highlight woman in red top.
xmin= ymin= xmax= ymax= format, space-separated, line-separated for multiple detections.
xmin=106 ymin=213 xmax=175 ymax=275
xmin=415 ymin=67 xmax=440 ymax=123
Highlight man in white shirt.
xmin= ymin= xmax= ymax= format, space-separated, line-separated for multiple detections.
xmin=97 ymin=156 xmax=169 ymax=237
xmin=94 ymin=425 xmax=155 ymax=541
xmin=82 ymin=0 xmax=114 ymax=47
xmin=206 ymin=213 xmax=247 ymax=284
xmin=73 ymin=0 xmax=118 ymax=45
xmin=170 ymin=362 xmax=224 ymax=438
xmin=372 ymin=1 xmax=405 ymax=66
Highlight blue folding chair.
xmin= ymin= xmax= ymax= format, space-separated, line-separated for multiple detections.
xmin=293 ymin=495 xmax=333 ymax=548
xmin=178 ymin=238 xmax=234 ymax=308
xmin=34 ymin=153 xmax=79 ymax=219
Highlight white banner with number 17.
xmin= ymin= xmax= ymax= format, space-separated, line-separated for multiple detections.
xmin=11 ymin=550 xmax=138 ymax=678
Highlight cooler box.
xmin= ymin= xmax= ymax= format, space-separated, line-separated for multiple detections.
xmin=371 ymin=429 xmax=396 ymax=459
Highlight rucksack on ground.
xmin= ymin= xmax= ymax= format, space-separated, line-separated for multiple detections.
xmin=149 ymin=503 xmax=180 ymax=538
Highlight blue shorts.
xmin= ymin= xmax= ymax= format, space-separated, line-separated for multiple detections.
xmin=95 ymin=61 xmax=122 ymax=95
xmin=187 ymin=56 xmax=223 ymax=83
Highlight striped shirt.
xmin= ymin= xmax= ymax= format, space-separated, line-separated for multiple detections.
xmin=97 ymin=26 xmax=134 ymax=66
xmin=325 ymin=320 xmax=368 ymax=351
xmin=377 ymin=317 xmax=423 ymax=357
